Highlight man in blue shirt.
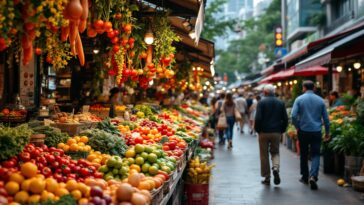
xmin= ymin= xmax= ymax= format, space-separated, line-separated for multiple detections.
xmin=291 ymin=80 xmax=330 ymax=190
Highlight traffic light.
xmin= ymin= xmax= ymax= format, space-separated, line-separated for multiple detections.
xmin=275 ymin=27 xmax=283 ymax=47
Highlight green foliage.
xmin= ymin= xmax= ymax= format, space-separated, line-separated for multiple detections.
xmin=0 ymin=124 xmax=33 ymax=161
xmin=97 ymin=118 xmax=121 ymax=136
xmin=153 ymin=14 xmax=180 ymax=62
xmin=201 ymin=0 xmax=235 ymax=41
xmin=81 ymin=129 xmax=128 ymax=156
xmin=31 ymin=126 xmax=70 ymax=148
xmin=39 ymin=195 xmax=77 ymax=205
xmin=356 ymin=98 xmax=364 ymax=124
xmin=215 ymin=0 xmax=281 ymax=81
xmin=329 ymin=121 xmax=364 ymax=156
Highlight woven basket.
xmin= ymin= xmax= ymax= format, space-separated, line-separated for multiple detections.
xmin=351 ymin=176 xmax=364 ymax=192
xmin=30 ymin=134 xmax=45 ymax=146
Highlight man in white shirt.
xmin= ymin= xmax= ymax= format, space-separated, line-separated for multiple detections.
xmin=234 ymin=92 xmax=247 ymax=134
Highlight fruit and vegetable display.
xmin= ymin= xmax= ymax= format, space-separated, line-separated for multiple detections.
xmin=0 ymin=125 xmax=33 ymax=161
xmin=80 ymin=129 xmax=128 ymax=156
xmin=30 ymin=126 xmax=70 ymax=148
xmin=0 ymin=103 xmax=211 ymax=205
xmin=187 ymin=157 xmax=214 ymax=184
xmin=52 ymin=113 xmax=102 ymax=124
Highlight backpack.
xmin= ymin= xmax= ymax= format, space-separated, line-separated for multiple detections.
xmin=246 ymin=98 xmax=253 ymax=109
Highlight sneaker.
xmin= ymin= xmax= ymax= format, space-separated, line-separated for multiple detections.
xmin=261 ymin=178 xmax=270 ymax=185
xmin=299 ymin=177 xmax=308 ymax=184
xmin=309 ymin=177 xmax=318 ymax=190
xmin=273 ymin=169 xmax=281 ymax=185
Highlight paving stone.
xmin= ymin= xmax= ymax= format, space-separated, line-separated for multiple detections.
xmin=209 ymin=125 xmax=364 ymax=205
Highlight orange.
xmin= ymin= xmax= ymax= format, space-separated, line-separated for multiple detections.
xmin=67 ymin=138 xmax=77 ymax=145
xmin=71 ymin=190 xmax=82 ymax=200
xmin=84 ymin=145 xmax=92 ymax=151
xmin=28 ymin=194 xmax=41 ymax=203
xmin=78 ymin=142 xmax=85 ymax=147
xmin=45 ymin=178 xmax=58 ymax=193
xmin=36 ymin=174 xmax=45 ymax=179
xmin=21 ymin=162 xmax=38 ymax=178
xmin=41 ymin=190 xmax=53 ymax=201
xmin=58 ymin=182 xmax=66 ymax=188
xmin=80 ymin=136 xmax=89 ymax=143
xmin=55 ymin=188 xmax=69 ymax=197
xmin=65 ymin=179 xmax=78 ymax=191
xmin=29 ymin=178 xmax=46 ymax=194
xmin=92 ymin=158 xmax=101 ymax=164
xmin=63 ymin=144 xmax=70 ymax=152
xmin=14 ymin=191 xmax=29 ymax=203
xmin=77 ymin=183 xmax=89 ymax=195
xmin=70 ymin=143 xmax=79 ymax=151
xmin=5 ymin=181 xmax=20 ymax=195
xmin=74 ymin=136 xmax=81 ymax=142
xmin=58 ymin=143 xmax=65 ymax=149
xmin=10 ymin=173 xmax=25 ymax=184
xmin=147 ymin=179 xmax=156 ymax=190
xmin=87 ymin=154 xmax=97 ymax=161
xmin=21 ymin=179 xmax=32 ymax=191
xmin=137 ymin=181 xmax=151 ymax=190
xmin=130 ymin=164 xmax=141 ymax=172
xmin=8 ymin=203 xmax=21 ymax=205
xmin=78 ymin=198 xmax=89 ymax=205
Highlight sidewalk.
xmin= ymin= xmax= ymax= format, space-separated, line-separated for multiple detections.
xmin=209 ymin=126 xmax=364 ymax=205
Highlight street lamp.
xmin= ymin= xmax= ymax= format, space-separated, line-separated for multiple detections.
xmin=336 ymin=66 xmax=343 ymax=72
xmin=144 ymin=31 xmax=154 ymax=45
xmin=354 ymin=62 xmax=361 ymax=69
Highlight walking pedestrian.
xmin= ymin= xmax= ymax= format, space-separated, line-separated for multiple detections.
xmin=221 ymin=93 xmax=236 ymax=149
xmin=255 ymin=85 xmax=288 ymax=185
xmin=209 ymin=97 xmax=218 ymax=130
xmin=249 ymin=95 xmax=261 ymax=135
xmin=215 ymin=93 xmax=226 ymax=145
xmin=234 ymin=92 xmax=248 ymax=134
xmin=291 ymin=80 xmax=330 ymax=190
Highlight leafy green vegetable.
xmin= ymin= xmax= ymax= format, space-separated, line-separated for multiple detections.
xmin=81 ymin=129 xmax=128 ymax=156
xmin=97 ymin=118 xmax=120 ymax=136
xmin=38 ymin=195 xmax=77 ymax=205
xmin=31 ymin=126 xmax=70 ymax=148
xmin=0 ymin=124 xmax=33 ymax=161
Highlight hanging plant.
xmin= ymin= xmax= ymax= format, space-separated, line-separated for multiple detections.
xmin=152 ymin=14 xmax=180 ymax=66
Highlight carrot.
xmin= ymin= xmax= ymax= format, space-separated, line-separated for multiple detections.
xmin=66 ymin=0 xmax=83 ymax=21
xmin=71 ymin=43 xmax=77 ymax=55
xmin=78 ymin=19 xmax=87 ymax=33
xmin=75 ymin=33 xmax=85 ymax=66
xmin=69 ymin=20 xmax=79 ymax=45
xmin=80 ymin=0 xmax=88 ymax=20
xmin=61 ymin=26 xmax=70 ymax=41
xmin=23 ymin=45 xmax=33 ymax=65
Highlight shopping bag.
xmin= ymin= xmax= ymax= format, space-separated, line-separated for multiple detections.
xmin=217 ymin=112 xmax=228 ymax=130
xmin=234 ymin=108 xmax=242 ymax=121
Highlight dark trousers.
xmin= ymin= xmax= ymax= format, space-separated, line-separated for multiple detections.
xmin=298 ymin=130 xmax=322 ymax=179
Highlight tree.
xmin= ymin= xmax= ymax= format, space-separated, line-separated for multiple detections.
xmin=216 ymin=0 xmax=281 ymax=82
xmin=201 ymin=0 xmax=235 ymax=42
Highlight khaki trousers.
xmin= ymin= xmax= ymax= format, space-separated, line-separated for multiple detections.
xmin=258 ymin=133 xmax=281 ymax=179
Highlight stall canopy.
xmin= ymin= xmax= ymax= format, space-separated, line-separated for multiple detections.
xmin=260 ymin=68 xmax=294 ymax=83
xmin=296 ymin=29 xmax=364 ymax=69
xmin=294 ymin=66 xmax=329 ymax=76
xmin=278 ymin=21 xmax=364 ymax=67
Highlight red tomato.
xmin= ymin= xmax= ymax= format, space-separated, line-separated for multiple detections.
xmin=163 ymin=145 xmax=170 ymax=151
xmin=19 ymin=152 xmax=31 ymax=162
xmin=93 ymin=20 xmax=104 ymax=30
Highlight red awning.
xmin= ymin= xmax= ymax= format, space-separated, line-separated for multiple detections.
xmin=260 ymin=68 xmax=294 ymax=83
xmin=294 ymin=66 xmax=328 ymax=77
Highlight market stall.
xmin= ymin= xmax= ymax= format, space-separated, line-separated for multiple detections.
xmin=0 ymin=0 xmax=216 ymax=204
